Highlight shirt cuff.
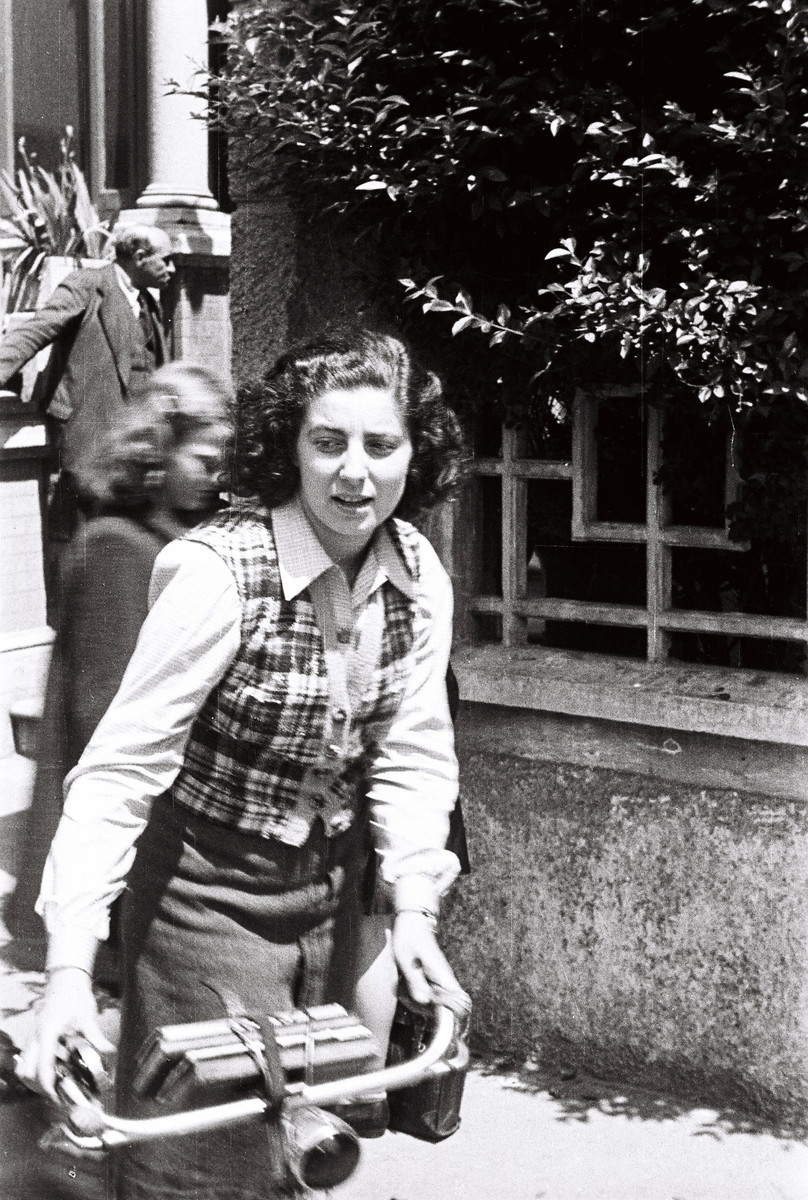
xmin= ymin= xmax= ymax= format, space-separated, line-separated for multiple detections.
xmin=394 ymin=870 xmax=449 ymax=917
xmin=45 ymin=929 xmax=100 ymax=975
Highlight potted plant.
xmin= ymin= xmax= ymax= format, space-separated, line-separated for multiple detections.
xmin=0 ymin=127 xmax=113 ymax=324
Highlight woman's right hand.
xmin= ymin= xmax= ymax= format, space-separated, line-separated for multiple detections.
xmin=16 ymin=967 xmax=113 ymax=1100
xmin=392 ymin=911 xmax=463 ymax=1007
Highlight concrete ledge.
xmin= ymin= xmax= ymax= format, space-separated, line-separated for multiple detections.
xmin=0 ymin=627 xmax=53 ymax=758
xmin=456 ymin=703 xmax=808 ymax=802
xmin=453 ymin=644 xmax=808 ymax=747
xmin=118 ymin=206 xmax=232 ymax=258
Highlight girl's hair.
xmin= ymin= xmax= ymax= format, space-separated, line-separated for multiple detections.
xmin=82 ymin=363 xmax=234 ymax=510
xmin=234 ymin=329 xmax=466 ymax=519
xmin=145 ymin=362 xmax=234 ymax=444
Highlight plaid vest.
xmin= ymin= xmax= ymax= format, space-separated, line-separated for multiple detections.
xmin=169 ymin=503 xmax=419 ymax=844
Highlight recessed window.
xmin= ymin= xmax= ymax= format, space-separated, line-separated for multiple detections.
xmin=13 ymin=0 xmax=87 ymax=167
xmin=456 ymin=393 xmax=808 ymax=673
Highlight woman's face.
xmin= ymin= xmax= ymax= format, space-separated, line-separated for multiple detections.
xmin=295 ymin=386 xmax=413 ymax=563
xmin=162 ymin=422 xmax=230 ymax=514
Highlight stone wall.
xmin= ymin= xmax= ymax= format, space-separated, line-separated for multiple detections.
xmin=229 ymin=195 xmax=379 ymax=382
xmin=444 ymin=703 xmax=808 ymax=1125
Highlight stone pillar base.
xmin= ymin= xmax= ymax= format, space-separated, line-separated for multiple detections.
xmin=118 ymin=205 xmax=231 ymax=259
xmin=137 ymin=185 xmax=219 ymax=213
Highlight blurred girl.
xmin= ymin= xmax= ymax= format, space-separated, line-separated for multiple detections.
xmin=6 ymin=364 xmax=233 ymax=975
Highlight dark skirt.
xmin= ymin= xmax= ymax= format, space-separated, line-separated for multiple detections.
xmin=445 ymin=662 xmax=471 ymax=876
xmin=115 ymin=797 xmax=364 ymax=1200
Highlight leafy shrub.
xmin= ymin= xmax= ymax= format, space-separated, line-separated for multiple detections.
xmin=209 ymin=0 xmax=808 ymax=546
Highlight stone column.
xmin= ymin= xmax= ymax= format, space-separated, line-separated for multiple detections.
xmin=137 ymin=0 xmax=217 ymax=211
xmin=118 ymin=0 xmax=231 ymax=373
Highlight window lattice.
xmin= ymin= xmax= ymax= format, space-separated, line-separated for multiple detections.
xmin=463 ymin=391 xmax=808 ymax=670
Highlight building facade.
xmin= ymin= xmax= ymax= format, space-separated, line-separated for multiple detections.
xmin=0 ymin=0 xmax=231 ymax=755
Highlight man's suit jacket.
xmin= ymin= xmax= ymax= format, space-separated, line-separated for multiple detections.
xmin=0 ymin=263 xmax=168 ymax=483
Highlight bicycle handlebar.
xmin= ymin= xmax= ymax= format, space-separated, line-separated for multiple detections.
xmin=55 ymin=1003 xmax=467 ymax=1152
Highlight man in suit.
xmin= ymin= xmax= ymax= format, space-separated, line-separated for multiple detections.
xmin=0 ymin=224 xmax=175 ymax=538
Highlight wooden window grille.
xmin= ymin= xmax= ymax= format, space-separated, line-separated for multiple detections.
xmin=462 ymin=389 xmax=808 ymax=668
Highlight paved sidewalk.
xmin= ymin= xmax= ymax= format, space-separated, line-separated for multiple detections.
xmin=335 ymin=1068 xmax=808 ymax=1200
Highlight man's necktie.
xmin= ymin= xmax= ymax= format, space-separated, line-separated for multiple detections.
xmin=137 ymin=292 xmax=156 ymax=352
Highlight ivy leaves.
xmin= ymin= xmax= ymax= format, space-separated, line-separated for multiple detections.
xmin=211 ymin=0 xmax=808 ymax=421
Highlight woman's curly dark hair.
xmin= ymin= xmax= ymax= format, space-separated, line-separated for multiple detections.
xmin=233 ymin=329 xmax=467 ymax=520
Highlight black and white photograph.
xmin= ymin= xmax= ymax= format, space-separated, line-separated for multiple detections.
xmin=0 ymin=2 xmax=806 ymax=1197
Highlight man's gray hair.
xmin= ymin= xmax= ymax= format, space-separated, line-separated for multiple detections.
xmin=113 ymin=225 xmax=163 ymax=262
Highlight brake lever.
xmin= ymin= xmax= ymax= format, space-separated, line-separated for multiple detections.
xmin=56 ymin=1035 xmax=110 ymax=1100
xmin=50 ymin=1035 xmax=113 ymax=1153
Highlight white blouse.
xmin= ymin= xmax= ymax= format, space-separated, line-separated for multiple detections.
xmin=38 ymin=499 xmax=460 ymax=971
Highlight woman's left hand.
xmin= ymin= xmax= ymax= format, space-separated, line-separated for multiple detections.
xmin=391 ymin=911 xmax=461 ymax=1007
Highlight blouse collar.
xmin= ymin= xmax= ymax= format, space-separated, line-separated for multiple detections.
xmin=271 ymin=495 xmax=416 ymax=603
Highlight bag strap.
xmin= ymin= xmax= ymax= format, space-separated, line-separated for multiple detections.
xmin=201 ymin=982 xmax=285 ymax=1114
